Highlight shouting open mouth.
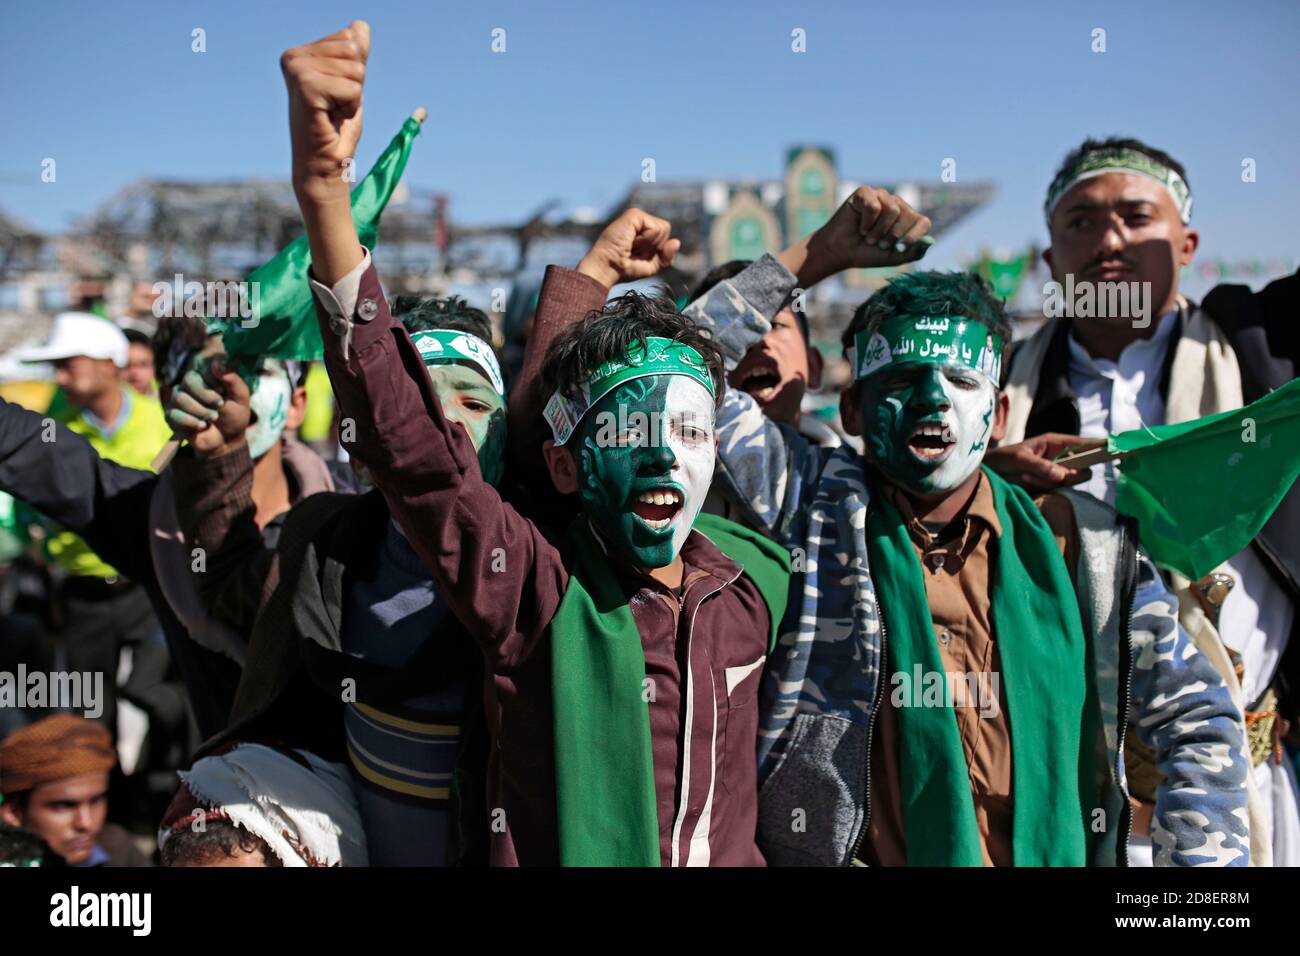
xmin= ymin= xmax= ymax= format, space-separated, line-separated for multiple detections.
xmin=734 ymin=359 xmax=783 ymax=403
xmin=630 ymin=486 xmax=685 ymax=530
xmin=906 ymin=420 xmax=955 ymax=464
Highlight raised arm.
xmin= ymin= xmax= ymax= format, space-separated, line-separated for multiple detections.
xmin=284 ymin=21 xmax=568 ymax=668
xmin=0 ymin=396 xmax=157 ymax=582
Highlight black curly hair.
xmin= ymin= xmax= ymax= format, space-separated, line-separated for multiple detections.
xmin=842 ymin=271 xmax=1013 ymax=387
xmin=161 ymin=818 xmax=283 ymax=867
xmin=540 ymin=290 xmax=725 ymax=410
xmin=392 ymin=295 xmax=493 ymax=344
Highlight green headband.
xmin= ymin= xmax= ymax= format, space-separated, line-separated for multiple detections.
xmin=851 ymin=314 xmax=1003 ymax=387
xmin=544 ymin=336 xmax=716 ymax=445
xmin=1045 ymin=147 xmax=1193 ymax=224
xmin=410 ymin=329 xmax=505 ymax=397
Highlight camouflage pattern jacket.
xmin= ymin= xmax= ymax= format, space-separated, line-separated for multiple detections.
xmin=683 ymin=256 xmax=1251 ymax=866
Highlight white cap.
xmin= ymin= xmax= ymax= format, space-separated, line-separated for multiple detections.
xmin=17 ymin=312 xmax=129 ymax=367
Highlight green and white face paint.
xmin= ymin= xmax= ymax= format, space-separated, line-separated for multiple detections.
xmin=571 ymin=374 xmax=716 ymax=569
xmin=410 ymin=329 xmax=507 ymax=487
xmin=850 ymin=314 xmax=1002 ymax=496
xmin=246 ymin=359 xmax=293 ymax=460
xmin=546 ymin=335 xmax=718 ymax=569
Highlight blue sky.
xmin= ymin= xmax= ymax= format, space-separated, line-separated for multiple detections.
xmin=2 ymin=0 xmax=1297 ymax=296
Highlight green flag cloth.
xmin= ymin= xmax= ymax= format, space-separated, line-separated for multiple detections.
xmin=975 ymin=252 xmax=1030 ymax=301
xmin=1110 ymin=377 xmax=1300 ymax=580
xmin=217 ymin=115 xmax=423 ymax=362
xmin=865 ymin=468 xmax=1095 ymax=866
xmin=550 ymin=514 xmax=789 ymax=866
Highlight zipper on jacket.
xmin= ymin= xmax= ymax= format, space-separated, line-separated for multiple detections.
xmin=1114 ymin=515 xmax=1138 ymax=866
xmin=848 ymin=595 xmax=888 ymax=865
xmin=669 ymin=566 xmax=741 ymax=866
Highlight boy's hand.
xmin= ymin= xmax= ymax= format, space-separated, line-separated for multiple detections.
xmin=166 ymin=357 xmax=252 ymax=459
xmin=984 ymin=433 xmax=1100 ymax=493
xmin=785 ymin=186 xmax=932 ymax=287
xmin=283 ymin=20 xmax=370 ymax=208
xmin=282 ymin=20 xmax=370 ymax=285
xmin=577 ymin=208 xmax=681 ymax=289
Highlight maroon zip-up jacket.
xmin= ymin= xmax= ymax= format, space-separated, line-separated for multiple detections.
xmin=311 ymin=256 xmax=769 ymax=866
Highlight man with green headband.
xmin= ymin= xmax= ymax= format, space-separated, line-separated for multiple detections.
xmin=282 ymin=20 xmax=787 ymax=865
xmin=685 ymin=222 xmax=1249 ymax=864
xmin=990 ymin=135 xmax=1299 ymax=866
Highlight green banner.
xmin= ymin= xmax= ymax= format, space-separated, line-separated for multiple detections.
xmin=1110 ymin=378 xmax=1300 ymax=579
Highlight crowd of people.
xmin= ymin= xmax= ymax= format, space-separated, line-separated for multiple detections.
xmin=1 ymin=20 xmax=1296 ymax=868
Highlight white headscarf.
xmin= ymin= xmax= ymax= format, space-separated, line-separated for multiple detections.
xmin=161 ymin=744 xmax=368 ymax=867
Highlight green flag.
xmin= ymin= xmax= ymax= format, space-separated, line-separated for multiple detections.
xmin=1110 ymin=377 xmax=1300 ymax=579
xmin=217 ymin=114 xmax=423 ymax=362
xmin=975 ymin=251 xmax=1030 ymax=301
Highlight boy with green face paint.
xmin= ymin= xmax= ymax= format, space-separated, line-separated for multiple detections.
xmin=284 ymin=31 xmax=790 ymax=858
xmin=686 ymin=232 xmax=1249 ymax=865
xmin=279 ymin=22 xmax=772 ymax=866
xmin=404 ymin=306 xmax=508 ymax=487
xmin=542 ymin=313 xmax=721 ymax=577
xmin=850 ymin=308 xmax=1004 ymax=500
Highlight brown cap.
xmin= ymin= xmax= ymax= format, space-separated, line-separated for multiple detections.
xmin=0 ymin=715 xmax=116 ymax=796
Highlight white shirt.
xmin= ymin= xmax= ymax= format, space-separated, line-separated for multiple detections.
xmin=1068 ymin=309 xmax=1300 ymax=866
xmin=1066 ymin=310 xmax=1294 ymax=709
xmin=1067 ymin=309 xmax=1177 ymax=503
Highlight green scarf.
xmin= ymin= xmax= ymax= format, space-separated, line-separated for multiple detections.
xmin=551 ymin=513 xmax=789 ymax=866
xmin=865 ymin=467 xmax=1097 ymax=865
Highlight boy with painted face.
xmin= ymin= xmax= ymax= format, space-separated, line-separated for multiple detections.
xmin=167 ymin=298 xmax=506 ymax=866
xmin=852 ymin=307 xmax=1003 ymax=500
xmin=540 ymin=307 xmax=720 ymax=575
xmin=687 ymin=241 xmax=1249 ymax=864
xmin=285 ymin=20 xmax=789 ymax=866
xmin=168 ymin=348 xmax=315 ymax=529
xmin=243 ymin=358 xmax=294 ymax=460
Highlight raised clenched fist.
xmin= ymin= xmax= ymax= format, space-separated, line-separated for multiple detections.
xmin=577 ymin=208 xmax=681 ymax=289
xmin=813 ymin=186 xmax=933 ymax=271
xmin=282 ymin=20 xmax=371 ymax=206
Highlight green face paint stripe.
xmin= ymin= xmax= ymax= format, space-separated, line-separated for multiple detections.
xmin=860 ymin=364 xmax=996 ymax=496
xmin=409 ymin=329 xmax=505 ymax=397
xmin=851 ymin=314 xmax=1003 ymax=387
xmin=544 ymin=336 xmax=715 ymax=445
xmin=970 ymin=398 xmax=994 ymax=454
xmin=1044 ymin=147 xmax=1193 ymax=224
